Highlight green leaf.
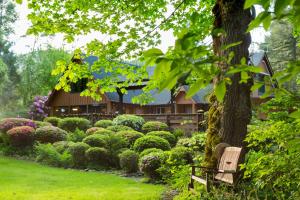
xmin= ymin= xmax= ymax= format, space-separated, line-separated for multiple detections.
xmin=247 ymin=12 xmax=270 ymax=32
xmin=143 ymin=48 xmax=163 ymax=57
xmin=262 ymin=14 xmax=272 ymax=30
xmin=251 ymin=82 xmax=264 ymax=91
xmin=16 ymin=0 xmax=22 ymax=4
xmin=244 ymin=0 xmax=260 ymax=9
xmin=289 ymin=110 xmax=300 ymax=119
xmin=215 ymin=80 xmax=226 ymax=102
xmin=221 ymin=41 xmax=242 ymax=50
xmin=186 ymin=79 xmax=208 ymax=98
xmin=274 ymin=0 xmax=293 ymax=16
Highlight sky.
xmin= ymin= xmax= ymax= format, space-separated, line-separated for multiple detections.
xmin=10 ymin=1 xmax=267 ymax=55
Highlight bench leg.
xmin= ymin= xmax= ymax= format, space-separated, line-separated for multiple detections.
xmin=188 ymin=166 xmax=195 ymax=190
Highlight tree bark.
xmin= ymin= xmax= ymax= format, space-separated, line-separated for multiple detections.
xmin=205 ymin=0 xmax=253 ymax=166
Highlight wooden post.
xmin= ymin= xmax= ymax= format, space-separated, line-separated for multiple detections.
xmin=166 ymin=114 xmax=170 ymax=127
xmin=116 ymin=88 xmax=124 ymax=114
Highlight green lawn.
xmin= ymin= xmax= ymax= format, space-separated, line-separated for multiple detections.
xmin=0 ymin=156 xmax=164 ymax=200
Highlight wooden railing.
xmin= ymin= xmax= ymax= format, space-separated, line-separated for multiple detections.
xmin=61 ymin=112 xmax=205 ymax=133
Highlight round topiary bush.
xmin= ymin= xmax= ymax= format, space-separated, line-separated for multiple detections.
xmin=169 ymin=146 xmax=193 ymax=165
xmin=147 ymin=131 xmax=177 ymax=146
xmin=133 ymin=136 xmax=171 ymax=152
xmin=142 ymin=121 xmax=168 ymax=133
xmin=35 ymin=121 xmax=52 ymax=128
xmin=119 ymin=149 xmax=139 ymax=173
xmin=6 ymin=126 xmax=35 ymax=147
xmin=82 ymin=134 xmax=107 ymax=148
xmin=94 ymin=120 xmax=113 ymax=128
xmin=58 ymin=117 xmax=91 ymax=132
xmin=86 ymin=127 xmax=106 ymax=135
xmin=113 ymin=115 xmax=145 ymax=131
xmin=93 ymin=129 xmax=114 ymax=136
xmin=43 ymin=117 xmax=62 ymax=127
xmin=139 ymin=148 xmax=164 ymax=159
xmin=139 ymin=152 xmax=166 ymax=180
xmin=85 ymin=147 xmax=109 ymax=167
xmin=68 ymin=142 xmax=90 ymax=168
xmin=116 ymin=130 xmax=144 ymax=146
xmin=53 ymin=141 xmax=74 ymax=153
xmin=35 ymin=126 xmax=67 ymax=143
xmin=0 ymin=118 xmax=36 ymax=133
xmin=106 ymin=125 xmax=133 ymax=132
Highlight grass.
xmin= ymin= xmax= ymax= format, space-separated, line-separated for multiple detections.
xmin=0 ymin=156 xmax=164 ymax=200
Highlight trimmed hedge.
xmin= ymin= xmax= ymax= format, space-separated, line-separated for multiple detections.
xmin=139 ymin=148 xmax=164 ymax=159
xmin=133 ymin=136 xmax=171 ymax=152
xmin=44 ymin=117 xmax=61 ymax=127
xmin=142 ymin=121 xmax=168 ymax=132
xmin=106 ymin=125 xmax=133 ymax=132
xmin=35 ymin=121 xmax=52 ymax=128
xmin=82 ymin=134 xmax=107 ymax=148
xmin=116 ymin=130 xmax=144 ymax=146
xmin=94 ymin=120 xmax=113 ymax=128
xmin=119 ymin=150 xmax=139 ymax=173
xmin=0 ymin=118 xmax=36 ymax=133
xmin=93 ymin=129 xmax=114 ymax=136
xmin=53 ymin=141 xmax=74 ymax=153
xmin=58 ymin=117 xmax=91 ymax=132
xmin=7 ymin=126 xmax=35 ymax=147
xmin=85 ymin=147 xmax=109 ymax=167
xmin=68 ymin=142 xmax=90 ymax=168
xmin=139 ymin=152 xmax=166 ymax=180
xmin=35 ymin=126 xmax=67 ymax=143
xmin=147 ymin=131 xmax=176 ymax=146
xmin=86 ymin=127 xmax=105 ymax=135
xmin=113 ymin=115 xmax=145 ymax=131
xmin=169 ymin=146 xmax=193 ymax=165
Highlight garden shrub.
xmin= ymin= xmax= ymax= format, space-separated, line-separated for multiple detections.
xmin=93 ymin=129 xmax=114 ymax=136
xmin=94 ymin=119 xmax=113 ymax=128
xmin=169 ymin=146 xmax=193 ymax=165
xmin=53 ymin=141 xmax=74 ymax=153
xmin=142 ymin=121 xmax=168 ymax=132
xmin=172 ymin=128 xmax=185 ymax=139
xmin=133 ymin=136 xmax=171 ymax=152
xmin=35 ymin=126 xmax=67 ymax=143
xmin=67 ymin=128 xmax=86 ymax=142
xmin=44 ymin=117 xmax=61 ymax=127
xmin=139 ymin=148 xmax=163 ymax=160
xmin=119 ymin=149 xmax=139 ymax=173
xmin=86 ymin=127 xmax=105 ymax=135
xmin=147 ymin=131 xmax=176 ymax=146
xmin=85 ymin=147 xmax=109 ymax=167
xmin=36 ymin=143 xmax=72 ymax=168
xmin=7 ymin=126 xmax=35 ymax=147
xmin=0 ymin=118 xmax=36 ymax=133
xmin=67 ymin=142 xmax=90 ymax=168
xmin=58 ymin=117 xmax=91 ymax=132
xmin=116 ymin=130 xmax=144 ymax=146
xmin=82 ymin=134 xmax=107 ymax=148
xmin=105 ymin=134 xmax=129 ymax=167
xmin=35 ymin=121 xmax=52 ymax=128
xmin=176 ymin=132 xmax=206 ymax=152
xmin=113 ymin=115 xmax=145 ymax=131
xmin=106 ymin=125 xmax=133 ymax=132
xmin=139 ymin=152 xmax=167 ymax=181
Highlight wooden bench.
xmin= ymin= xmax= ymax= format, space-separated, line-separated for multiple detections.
xmin=188 ymin=143 xmax=242 ymax=192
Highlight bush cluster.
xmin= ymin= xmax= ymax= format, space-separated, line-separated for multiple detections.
xmin=86 ymin=127 xmax=105 ymax=135
xmin=7 ymin=126 xmax=35 ymax=147
xmin=83 ymin=134 xmax=107 ymax=148
xmin=58 ymin=117 xmax=91 ymax=132
xmin=139 ymin=148 xmax=164 ymax=159
xmin=35 ymin=126 xmax=67 ymax=143
xmin=133 ymin=135 xmax=171 ymax=152
xmin=94 ymin=120 xmax=113 ymax=128
xmin=142 ymin=121 xmax=168 ymax=132
xmin=116 ymin=130 xmax=144 ymax=146
xmin=67 ymin=142 xmax=90 ymax=168
xmin=106 ymin=125 xmax=133 ymax=132
xmin=44 ymin=117 xmax=61 ymax=127
xmin=93 ymin=129 xmax=114 ymax=136
xmin=113 ymin=115 xmax=145 ymax=131
xmin=0 ymin=118 xmax=36 ymax=133
xmin=67 ymin=128 xmax=86 ymax=142
xmin=35 ymin=121 xmax=52 ymax=128
xmin=119 ymin=149 xmax=139 ymax=173
xmin=139 ymin=152 xmax=166 ymax=180
xmin=53 ymin=141 xmax=74 ymax=153
xmin=85 ymin=147 xmax=109 ymax=167
xmin=147 ymin=131 xmax=176 ymax=146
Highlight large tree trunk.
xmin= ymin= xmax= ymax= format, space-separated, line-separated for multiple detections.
xmin=205 ymin=0 xmax=253 ymax=166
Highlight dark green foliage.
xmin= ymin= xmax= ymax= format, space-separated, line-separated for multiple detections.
xmin=119 ymin=149 xmax=139 ymax=173
xmin=177 ymin=132 xmax=206 ymax=152
xmin=139 ymin=152 xmax=167 ymax=181
xmin=7 ymin=126 xmax=35 ymax=147
xmin=53 ymin=141 xmax=74 ymax=153
xmin=113 ymin=115 xmax=145 ymax=131
xmin=35 ymin=126 xmax=67 ymax=143
xmin=35 ymin=143 xmax=72 ymax=168
xmin=142 ymin=121 xmax=168 ymax=133
xmin=85 ymin=147 xmax=109 ymax=167
xmin=68 ymin=142 xmax=90 ymax=168
xmin=58 ymin=117 xmax=91 ymax=132
xmin=34 ymin=121 xmax=52 ymax=128
xmin=147 ymin=131 xmax=176 ymax=146
xmin=93 ymin=129 xmax=114 ymax=136
xmin=67 ymin=128 xmax=86 ymax=142
xmin=44 ymin=117 xmax=62 ymax=127
xmin=139 ymin=148 xmax=164 ymax=160
xmin=116 ymin=130 xmax=144 ymax=146
xmin=94 ymin=120 xmax=113 ymax=128
xmin=172 ymin=128 xmax=185 ymax=139
xmin=86 ymin=127 xmax=105 ymax=135
xmin=106 ymin=125 xmax=133 ymax=132
xmin=168 ymin=146 xmax=193 ymax=165
xmin=105 ymin=135 xmax=129 ymax=167
xmin=82 ymin=134 xmax=107 ymax=148
xmin=133 ymin=136 xmax=171 ymax=152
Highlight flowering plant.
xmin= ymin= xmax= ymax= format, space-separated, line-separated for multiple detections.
xmin=28 ymin=96 xmax=49 ymax=120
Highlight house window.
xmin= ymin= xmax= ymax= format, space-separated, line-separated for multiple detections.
xmin=70 ymin=105 xmax=87 ymax=114
xmin=156 ymin=107 xmax=166 ymax=114
xmin=88 ymin=104 xmax=107 ymax=113
xmin=258 ymin=85 xmax=266 ymax=96
xmin=70 ymin=78 xmax=88 ymax=93
xmin=54 ymin=106 xmax=70 ymax=115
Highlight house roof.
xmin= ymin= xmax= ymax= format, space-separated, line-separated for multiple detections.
xmin=182 ymin=85 xmax=213 ymax=104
